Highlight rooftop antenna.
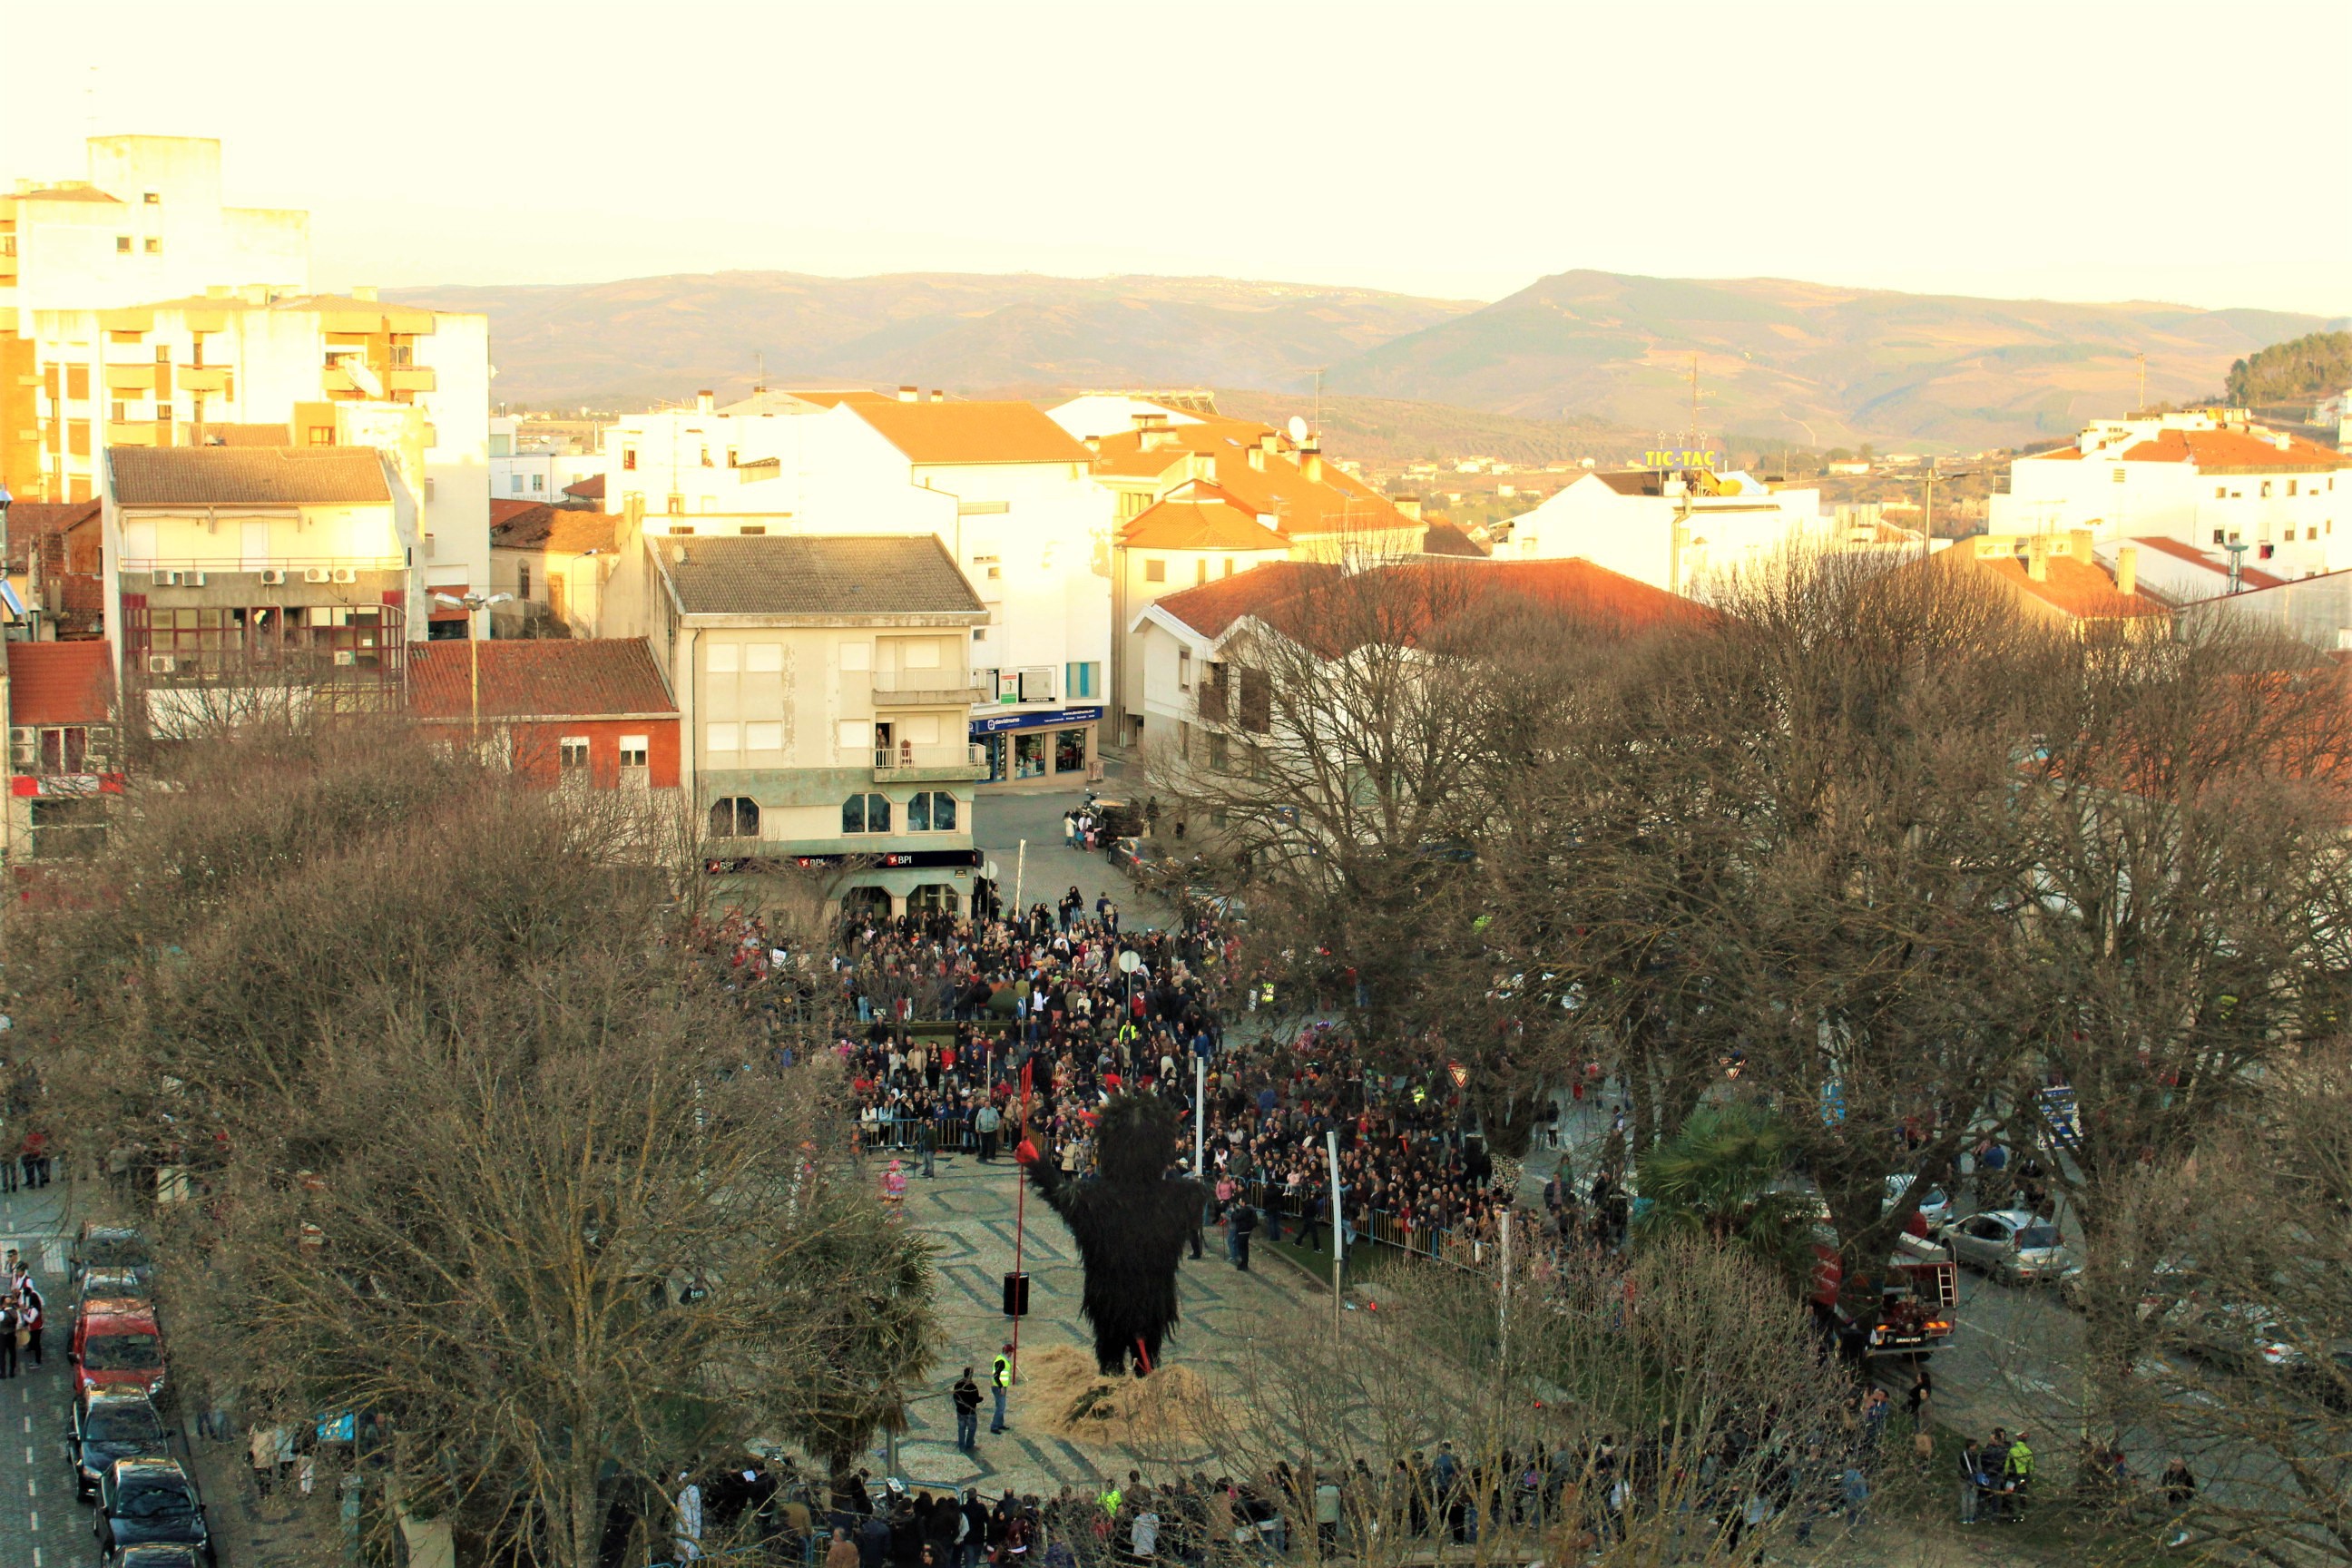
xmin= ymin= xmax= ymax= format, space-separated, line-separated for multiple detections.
xmin=755 ymin=350 xmax=767 ymax=394
xmin=2136 ymin=352 xmax=2147 ymax=414
xmin=1689 ymin=353 xmax=1700 ymax=459
xmin=1312 ymin=368 xmax=1324 ymax=444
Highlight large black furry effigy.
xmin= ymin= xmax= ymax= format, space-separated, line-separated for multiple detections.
xmin=1018 ymin=1093 xmax=1207 ymax=1376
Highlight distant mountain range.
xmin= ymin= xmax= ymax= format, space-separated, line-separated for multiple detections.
xmin=398 ymin=268 xmax=2343 ymax=453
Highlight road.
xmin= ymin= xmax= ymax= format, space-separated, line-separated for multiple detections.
xmin=0 ymin=1172 xmax=77 ymax=1568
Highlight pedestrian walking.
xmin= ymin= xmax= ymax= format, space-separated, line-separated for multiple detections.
xmin=976 ymin=1101 xmax=1002 ymax=1163
xmin=990 ymin=1345 xmax=1013 ymax=1435
xmin=953 ymin=1368 xmax=982 ymax=1452
xmin=919 ymin=1117 xmax=939 ymax=1180
xmin=2161 ymin=1455 xmax=2196 ymax=1546
xmin=675 ymin=1473 xmax=706 ymax=1563
xmin=0 ymin=1296 xmax=18 ymax=1379
xmin=1230 ymin=1201 xmax=1256 ymax=1273
xmin=19 ymin=1284 xmax=42 ymax=1368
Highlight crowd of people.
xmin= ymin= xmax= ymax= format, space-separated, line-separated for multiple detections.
xmin=690 ymin=896 xmax=1540 ymax=1275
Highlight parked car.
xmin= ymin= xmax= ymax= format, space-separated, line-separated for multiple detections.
xmin=92 ymin=1457 xmax=211 ymax=1565
xmin=74 ymin=1268 xmax=151 ymax=1320
xmin=72 ymin=1225 xmax=152 ymax=1285
xmin=1938 ymin=1210 xmax=2073 ymax=1284
xmin=66 ymin=1387 xmax=171 ymax=1502
xmin=72 ymin=1303 xmax=166 ymax=1399
xmin=116 ymin=1547 xmax=204 ymax=1568
xmin=1883 ymin=1174 xmax=1953 ymax=1230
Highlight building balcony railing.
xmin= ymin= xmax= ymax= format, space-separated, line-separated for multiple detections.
xmin=177 ymin=367 xmax=230 ymax=394
xmin=103 ymin=365 xmax=157 ymax=393
xmin=871 ymin=670 xmax=987 ymax=707
xmin=387 ymin=366 xmax=436 ymax=393
xmin=872 ymin=743 xmax=990 ymax=783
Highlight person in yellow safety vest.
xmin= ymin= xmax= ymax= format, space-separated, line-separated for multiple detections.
xmin=1098 ymin=1479 xmax=1122 ymax=1518
xmin=990 ymin=1346 xmax=1013 ymax=1435
xmin=2004 ymin=1431 xmax=2035 ymax=1514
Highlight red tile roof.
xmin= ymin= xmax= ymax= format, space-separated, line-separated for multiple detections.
xmin=407 ymin=637 xmax=676 ymax=721
xmin=1093 ymin=419 xmax=1416 ymax=540
xmin=3 ymin=502 xmax=101 ymax=573
xmin=7 ymin=641 xmax=117 ymax=727
xmin=1146 ymin=562 xmax=1338 ymax=638
xmin=1972 ymin=554 xmax=2170 ymax=620
xmin=489 ymin=498 xmax=547 ymax=529
xmin=2119 ymin=427 xmax=2351 ymax=471
xmin=1121 ymin=485 xmax=1289 ymax=552
xmin=851 ymin=400 xmax=1093 ymax=466
xmin=1148 ymin=558 xmax=1706 ymax=649
xmin=563 ymin=474 xmax=606 ymax=501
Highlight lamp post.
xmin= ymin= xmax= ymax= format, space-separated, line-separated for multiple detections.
xmin=430 ymin=591 xmax=513 ymax=740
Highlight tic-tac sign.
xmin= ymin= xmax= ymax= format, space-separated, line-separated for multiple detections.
xmin=1642 ymin=449 xmax=1720 ymax=470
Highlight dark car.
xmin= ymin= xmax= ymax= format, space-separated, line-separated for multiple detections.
xmin=66 ymin=1387 xmax=170 ymax=1502
xmin=73 ymin=1225 xmax=152 ymax=1284
xmin=92 ymin=1457 xmax=211 ymax=1564
xmin=116 ymin=1548 xmax=203 ymax=1568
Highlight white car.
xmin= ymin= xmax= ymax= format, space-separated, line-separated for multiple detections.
xmin=1939 ymin=1210 xmax=2072 ymax=1284
xmin=1884 ymin=1174 xmax=1953 ymax=1230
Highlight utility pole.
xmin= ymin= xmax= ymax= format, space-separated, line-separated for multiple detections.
xmin=2136 ymin=353 xmax=2148 ymax=414
xmin=1325 ymin=1130 xmax=1344 ymax=1330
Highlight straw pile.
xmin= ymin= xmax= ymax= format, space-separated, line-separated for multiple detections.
xmin=1018 ymin=1345 xmax=1215 ymax=1446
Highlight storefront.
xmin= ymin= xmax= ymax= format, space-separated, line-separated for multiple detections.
xmin=972 ymin=705 xmax=1102 ymax=787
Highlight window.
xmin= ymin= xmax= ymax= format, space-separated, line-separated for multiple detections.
xmin=559 ymin=737 xmax=590 ymax=771
xmin=1144 ymin=559 xmax=1167 ymax=583
xmin=1178 ymin=649 xmax=1192 ymax=690
xmin=707 ymin=642 xmax=740 ymax=673
xmin=837 ymin=720 xmax=872 ymax=752
xmin=1223 ymin=558 xmax=1236 ymax=578
xmin=709 ymin=797 xmax=760 ymax=838
xmin=665 ymin=494 xmax=683 ymax=515
xmin=511 ymin=475 xmax=525 ymax=495
xmin=842 ymin=793 xmax=892 ymax=833
xmin=115 ymin=235 xmax=132 ymax=253
xmin=1014 ymin=732 xmax=1047 ymax=779
xmin=2262 ymin=482 xmax=2273 ymax=498
xmin=1054 ymin=727 xmax=1088 ymax=773
xmin=2212 ymin=529 xmax=2227 ymax=544
xmin=142 ymin=238 xmax=161 ymax=255
xmin=905 ymin=639 xmax=941 ymax=669
xmin=744 ymin=721 xmax=783 ymax=750
xmin=700 ymin=446 xmax=713 ymax=468
xmin=155 ymin=345 xmax=171 ymax=365
xmin=2216 ymin=486 xmax=2228 ymax=500
xmin=838 ymin=640 xmax=871 ymax=672
xmin=726 ymin=447 xmax=739 ymax=468
xmin=973 ymin=628 xmax=987 ymax=642
xmin=307 ymin=427 xmax=337 ymax=445
xmin=705 ymin=721 xmax=740 ymax=752
xmin=519 ymin=563 xmax=533 ymax=600
xmin=1065 ymin=662 xmax=1098 ymax=699
xmin=619 ymin=735 xmax=649 ymax=769
xmin=425 ymin=477 xmax=436 ymax=501
xmin=2289 ymin=480 xmax=2300 ymax=496
xmin=667 ymin=524 xmax=695 ymax=535
xmin=2308 ymin=527 xmax=2319 ymax=542
xmin=739 ymin=525 xmax=765 ymax=535
xmin=2260 ymin=544 xmax=2277 ymax=560
xmin=1210 ymin=733 xmax=1230 ymax=772
xmin=142 ymin=191 xmax=160 ymax=205
xmin=907 ymin=790 xmax=959 ymax=831
xmin=1196 ymin=560 xmax=1210 ymax=585
xmin=745 ymin=642 xmax=783 ymax=673
xmin=622 ymin=448 xmax=638 ymax=470
xmin=530 ymin=473 xmax=544 ymax=492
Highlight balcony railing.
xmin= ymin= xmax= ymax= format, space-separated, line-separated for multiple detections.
xmin=871 ymin=669 xmax=986 ymax=706
xmin=871 ymin=743 xmax=990 ymax=782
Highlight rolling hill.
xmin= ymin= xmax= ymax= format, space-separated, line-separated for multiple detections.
xmin=397 ymin=268 xmax=2342 ymax=453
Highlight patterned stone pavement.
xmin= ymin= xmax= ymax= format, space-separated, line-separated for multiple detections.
xmin=0 ymin=1174 xmax=82 ymax=1568
xmin=880 ymin=1145 xmax=1315 ymax=1497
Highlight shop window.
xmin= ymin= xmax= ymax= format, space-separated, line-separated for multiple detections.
xmin=709 ymin=797 xmax=760 ymax=838
xmin=842 ymin=793 xmax=892 ymax=834
xmin=1054 ymin=727 xmax=1088 ymax=774
xmin=1014 ymin=731 xmax=1048 ymax=779
xmin=907 ymin=790 xmax=959 ymax=832
xmin=908 ymin=884 xmax=959 ymax=915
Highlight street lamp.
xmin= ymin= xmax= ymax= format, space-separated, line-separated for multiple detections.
xmin=430 ymin=591 xmax=513 ymax=740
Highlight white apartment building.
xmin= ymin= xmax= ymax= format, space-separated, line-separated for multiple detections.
xmin=1492 ymin=468 xmax=1837 ymax=598
xmin=3 ymin=134 xmax=309 ymax=504
xmin=1994 ymin=409 xmax=2352 ymax=579
xmin=490 ymin=416 xmax=601 ymax=503
xmin=602 ymin=387 xmax=891 ymax=521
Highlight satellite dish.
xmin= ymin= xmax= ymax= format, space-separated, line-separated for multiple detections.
xmin=1286 ymin=415 xmax=1309 ymax=444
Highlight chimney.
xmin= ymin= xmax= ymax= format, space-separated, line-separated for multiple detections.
xmin=2068 ymin=527 xmax=2095 ymax=561
xmin=349 ymin=285 xmax=377 ymax=303
xmin=2025 ymin=535 xmax=2050 ymax=582
xmin=1247 ymin=447 xmax=1266 ymax=471
xmin=1259 ymin=433 xmax=1278 ymax=455
xmin=2116 ymin=544 xmax=2139 ymax=597
xmin=242 ymin=283 xmax=270 ymax=305
xmin=1302 ymin=449 xmax=1323 ymax=485
xmin=929 ymin=388 xmax=944 ymax=403
xmin=897 ymin=385 xmax=919 ymax=403
xmin=695 ymin=390 xmax=715 ymax=414
xmin=1256 ymin=513 xmax=1279 ymax=532
xmin=1394 ymin=496 xmax=1422 ymax=521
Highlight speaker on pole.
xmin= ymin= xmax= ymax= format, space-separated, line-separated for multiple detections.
xmin=1001 ymin=1271 xmax=1030 ymax=1318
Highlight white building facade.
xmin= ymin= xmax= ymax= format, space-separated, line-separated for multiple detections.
xmin=1493 ymin=469 xmax=1836 ymax=597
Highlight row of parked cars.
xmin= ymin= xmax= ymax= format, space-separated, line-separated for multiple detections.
xmin=61 ymin=1224 xmax=217 ymax=1568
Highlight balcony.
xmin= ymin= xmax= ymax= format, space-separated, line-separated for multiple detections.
xmin=871 ymin=669 xmax=986 ymax=708
xmin=872 ymin=743 xmax=990 ymax=783
xmin=387 ymin=366 xmax=436 ymax=393
xmin=178 ymin=367 xmax=229 ymax=395
xmin=104 ymin=364 xmax=157 ymax=394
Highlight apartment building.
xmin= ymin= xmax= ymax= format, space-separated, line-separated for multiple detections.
xmin=602 ymin=387 xmax=892 ymax=521
xmin=100 ymin=445 xmax=425 ymax=726
xmin=1995 ymin=408 xmax=2351 ymax=579
xmin=407 ymin=637 xmax=679 ymax=789
xmin=4 ymin=639 xmax=121 ymax=864
xmin=603 ymin=528 xmax=991 ymax=915
xmin=2 ymin=135 xmax=309 ymax=505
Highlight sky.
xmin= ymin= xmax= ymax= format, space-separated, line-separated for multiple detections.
xmin=4 ymin=0 xmax=2348 ymax=317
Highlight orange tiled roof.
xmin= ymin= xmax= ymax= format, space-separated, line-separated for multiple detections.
xmin=1149 ymin=557 xmax=1705 ymax=648
xmin=7 ymin=641 xmax=116 ymax=728
xmin=407 ymin=637 xmax=676 ymax=721
xmin=490 ymin=499 xmax=549 ymax=530
xmin=2119 ymin=427 xmax=2351 ymax=471
xmin=1094 ymin=419 xmax=1413 ymax=539
xmin=1121 ymin=485 xmax=1289 ymax=553
xmin=851 ymin=400 xmax=1093 ymax=466
xmin=1147 ymin=562 xmax=1340 ymax=638
xmin=1974 ymin=554 xmax=2170 ymax=620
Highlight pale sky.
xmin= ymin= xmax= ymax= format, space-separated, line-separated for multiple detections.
xmin=5 ymin=0 xmax=2347 ymax=316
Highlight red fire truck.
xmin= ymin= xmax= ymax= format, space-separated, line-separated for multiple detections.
xmin=1810 ymin=1230 xmax=1959 ymax=1358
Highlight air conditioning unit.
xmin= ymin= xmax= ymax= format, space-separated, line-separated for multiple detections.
xmin=144 ymin=654 xmax=177 ymax=675
xmin=150 ymin=569 xmax=181 ymax=587
xmin=332 ymin=650 xmax=356 ymax=667
xmin=259 ymin=569 xmax=287 ymax=585
xmin=185 ymin=572 xmax=207 ymax=588
xmin=303 ymin=568 xmax=332 ymax=583
xmin=329 ymin=567 xmax=358 ymax=584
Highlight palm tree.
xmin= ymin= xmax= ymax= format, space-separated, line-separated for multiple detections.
xmin=1632 ymin=1102 xmax=1818 ymax=1284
